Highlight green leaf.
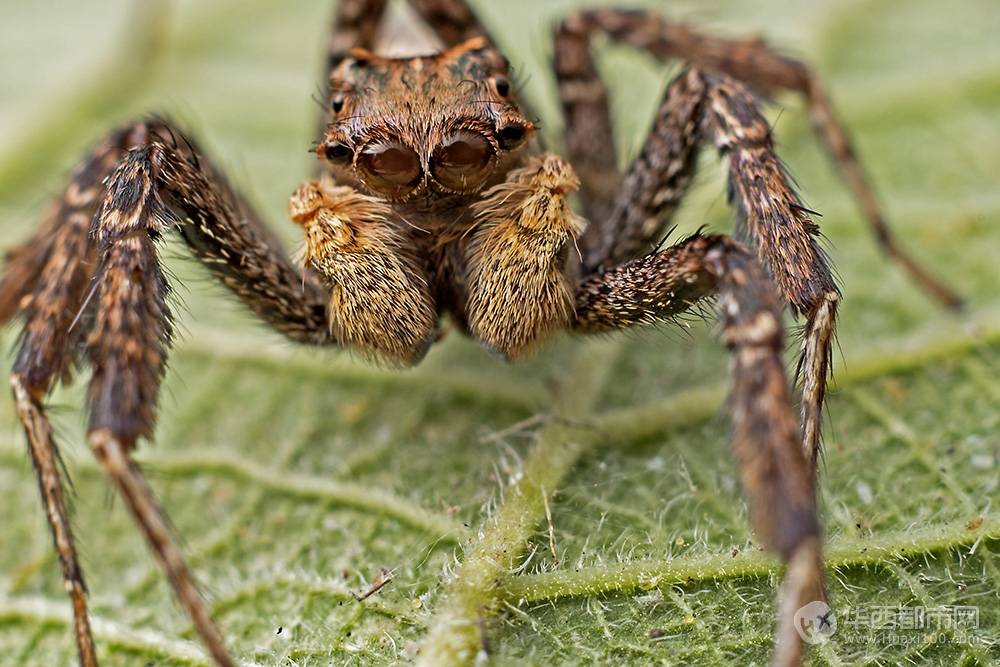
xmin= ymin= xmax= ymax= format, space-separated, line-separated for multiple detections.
xmin=2 ymin=1 xmax=999 ymax=665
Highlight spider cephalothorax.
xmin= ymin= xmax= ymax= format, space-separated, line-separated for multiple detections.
xmin=290 ymin=38 xmax=587 ymax=365
xmin=0 ymin=2 xmax=960 ymax=667
xmin=319 ymin=38 xmax=534 ymax=204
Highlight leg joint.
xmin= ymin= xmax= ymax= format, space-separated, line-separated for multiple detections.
xmin=701 ymin=236 xmax=786 ymax=349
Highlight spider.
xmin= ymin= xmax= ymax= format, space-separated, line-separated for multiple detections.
xmin=0 ymin=1 xmax=960 ymax=666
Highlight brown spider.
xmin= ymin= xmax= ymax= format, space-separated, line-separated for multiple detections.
xmin=0 ymin=2 xmax=960 ymax=666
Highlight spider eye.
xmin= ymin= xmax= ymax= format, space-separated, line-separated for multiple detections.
xmin=431 ymin=131 xmax=495 ymax=193
xmin=357 ymin=141 xmax=423 ymax=197
xmin=322 ymin=141 xmax=353 ymax=163
xmin=497 ymin=123 xmax=527 ymax=150
xmin=493 ymin=76 xmax=510 ymax=97
xmin=331 ymin=97 xmax=345 ymax=113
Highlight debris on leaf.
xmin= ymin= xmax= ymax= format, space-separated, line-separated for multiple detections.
xmin=353 ymin=567 xmax=394 ymax=602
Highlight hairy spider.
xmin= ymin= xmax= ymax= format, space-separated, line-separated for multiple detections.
xmin=0 ymin=2 xmax=960 ymax=666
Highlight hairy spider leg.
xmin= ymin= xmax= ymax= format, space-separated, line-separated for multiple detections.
xmin=554 ymin=20 xmax=846 ymax=472
xmin=555 ymin=8 xmax=960 ymax=310
xmin=0 ymin=129 xmax=130 ymax=667
xmin=575 ymin=232 xmax=824 ymax=667
xmin=1 ymin=118 xmax=338 ymax=666
xmin=573 ymin=231 xmax=825 ymax=667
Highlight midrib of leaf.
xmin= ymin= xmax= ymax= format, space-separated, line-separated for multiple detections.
xmin=416 ymin=307 xmax=1000 ymax=665
xmin=0 ymin=309 xmax=997 ymax=663
xmin=416 ymin=340 xmax=621 ymax=665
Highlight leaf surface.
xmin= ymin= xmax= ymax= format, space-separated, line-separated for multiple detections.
xmin=1 ymin=1 xmax=999 ymax=664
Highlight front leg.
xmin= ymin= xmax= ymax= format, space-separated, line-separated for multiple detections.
xmin=575 ymin=234 xmax=824 ymax=667
xmin=289 ymin=176 xmax=437 ymax=365
xmin=557 ymin=8 xmax=960 ymax=310
xmin=1 ymin=118 xmax=335 ymax=667
xmin=464 ymin=155 xmax=586 ymax=359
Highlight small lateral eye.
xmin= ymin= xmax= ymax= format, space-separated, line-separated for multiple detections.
xmin=331 ymin=97 xmax=345 ymax=113
xmin=497 ymin=124 xmax=527 ymax=150
xmin=322 ymin=141 xmax=353 ymax=163
xmin=493 ymin=76 xmax=510 ymax=97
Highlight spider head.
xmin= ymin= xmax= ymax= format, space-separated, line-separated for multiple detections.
xmin=318 ymin=38 xmax=535 ymax=202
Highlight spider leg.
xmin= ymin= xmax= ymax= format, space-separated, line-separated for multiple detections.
xmin=406 ymin=0 xmax=495 ymax=48
xmin=0 ymin=131 xmax=131 ymax=667
xmin=704 ymin=73 xmax=839 ymax=470
xmin=576 ymin=65 xmax=836 ymax=469
xmin=556 ymin=8 xmax=961 ymax=309
xmin=325 ymin=0 xmax=389 ymax=74
xmin=575 ymin=233 xmax=824 ymax=667
xmin=84 ymin=220 xmax=234 ymax=664
xmin=124 ymin=122 xmax=331 ymax=344
xmin=576 ymin=68 xmax=706 ymax=271
xmin=552 ymin=16 xmax=621 ymax=225
xmin=571 ymin=69 xmax=836 ymax=665
xmin=0 ymin=118 xmax=335 ymax=666
xmin=11 ymin=380 xmax=97 ymax=667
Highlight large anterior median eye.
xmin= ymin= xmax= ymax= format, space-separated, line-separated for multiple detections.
xmin=431 ymin=131 xmax=495 ymax=193
xmin=357 ymin=141 xmax=423 ymax=197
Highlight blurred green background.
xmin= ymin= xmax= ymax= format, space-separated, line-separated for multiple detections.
xmin=1 ymin=0 xmax=998 ymax=664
